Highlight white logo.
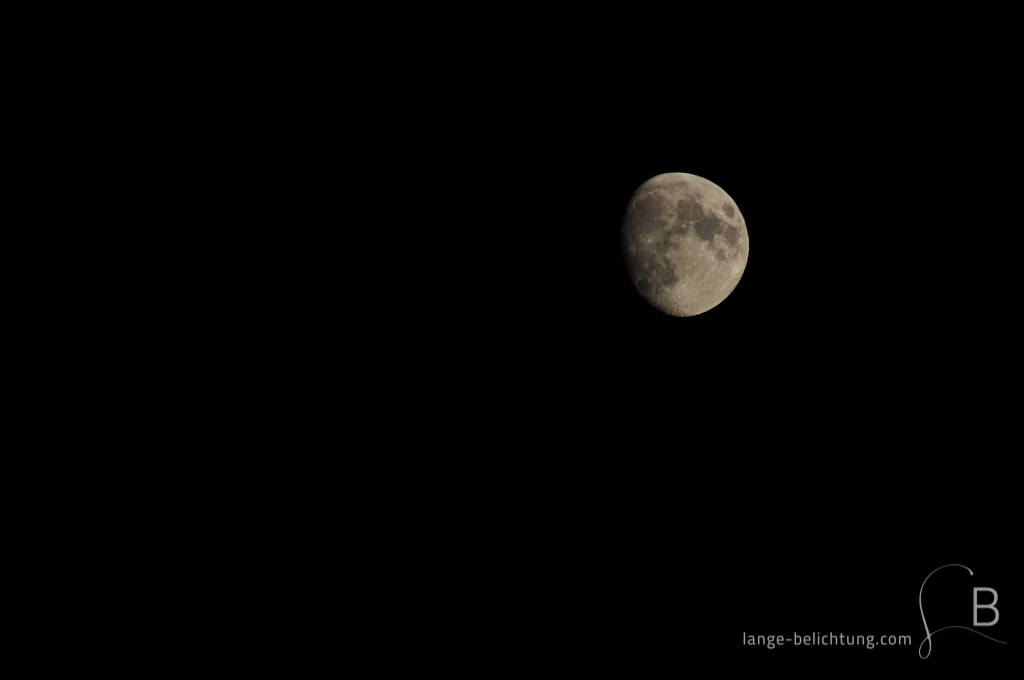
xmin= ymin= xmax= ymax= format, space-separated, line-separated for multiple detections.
xmin=918 ymin=563 xmax=1006 ymax=659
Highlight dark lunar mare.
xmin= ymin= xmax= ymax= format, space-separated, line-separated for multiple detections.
xmin=680 ymin=197 xmax=725 ymax=244
xmin=723 ymin=225 xmax=740 ymax=248
xmin=675 ymin=196 xmax=743 ymax=255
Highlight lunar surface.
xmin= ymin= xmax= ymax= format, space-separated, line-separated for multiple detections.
xmin=621 ymin=172 xmax=748 ymax=316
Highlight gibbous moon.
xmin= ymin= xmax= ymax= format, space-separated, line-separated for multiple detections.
xmin=622 ymin=172 xmax=749 ymax=316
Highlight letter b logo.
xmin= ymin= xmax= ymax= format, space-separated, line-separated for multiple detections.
xmin=973 ymin=587 xmax=999 ymax=626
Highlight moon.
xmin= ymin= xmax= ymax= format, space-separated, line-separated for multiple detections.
xmin=621 ymin=172 xmax=749 ymax=316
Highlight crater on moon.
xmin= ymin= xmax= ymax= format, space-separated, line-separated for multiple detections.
xmin=621 ymin=172 xmax=748 ymax=317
